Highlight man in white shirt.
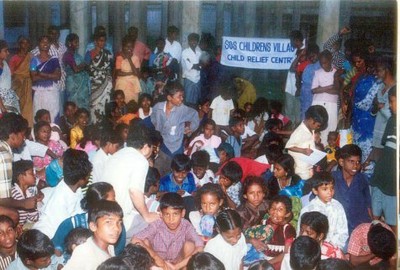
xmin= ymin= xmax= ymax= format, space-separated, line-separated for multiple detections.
xmin=163 ymin=26 xmax=182 ymax=64
xmin=182 ymin=33 xmax=202 ymax=107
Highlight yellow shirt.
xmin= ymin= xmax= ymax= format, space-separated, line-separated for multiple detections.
xmin=70 ymin=126 xmax=83 ymax=149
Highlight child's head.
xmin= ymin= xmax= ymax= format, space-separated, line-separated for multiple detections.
xmin=74 ymin=108 xmax=90 ymax=128
xmin=265 ymin=118 xmax=283 ymax=133
xmin=0 ymin=113 xmax=28 ymax=149
xmin=290 ymin=30 xmax=304 ymax=49
xmin=269 ymin=100 xmax=283 ymax=115
xmin=327 ymin=131 xmax=338 ymax=148
xmin=125 ymin=100 xmax=139 ymax=114
xmin=188 ymin=33 xmax=200 ymax=50
xmin=120 ymin=244 xmax=153 ymax=270
xmin=289 ymin=236 xmax=321 ymax=270
xmin=17 ymin=229 xmax=54 ymax=269
xmin=195 ymin=183 xmax=225 ymax=216
xmin=80 ymin=124 xmax=101 ymax=148
xmin=264 ymin=144 xmax=283 ymax=164
xmin=215 ymin=209 xmax=242 ymax=246
xmin=0 ymin=215 xmax=16 ymax=254
xmin=165 ymin=81 xmax=184 ymax=107
xmin=337 ymin=144 xmax=362 ymax=178
xmin=319 ymin=50 xmax=333 ymax=72
xmin=139 ymin=93 xmax=153 ymax=110
xmin=229 ymin=116 xmax=245 ymax=136
xmin=202 ymin=119 xmax=216 ymax=140
xmin=159 ymin=192 xmax=185 ymax=231
xmin=126 ymin=124 xmax=153 ymax=159
xmin=219 ymin=81 xmax=234 ymax=100
xmin=389 ymin=85 xmax=396 ymax=115
xmin=34 ymin=121 xmax=51 ymax=144
xmin=63 ymin=101 xmax=77 ymax=119
xmin=220 ymin=161 xmax=242 ymax=189
xmin=64 ymin=227 xmax=92 ymax=254
xmin=367 ymin=223 xmax=396 ymax=263
xmin=244 ymin=102 xmax=253 ymax=114
xmin=65 ymin=33 xmax=79 ymax=50
xmin=310 ymin=172 xmax=335 ymax=204
xmin=99 ymin=127 xmax=122 ymax=155
xmin=115 ymin=123 xmax=129 ymax=143
xmin=251 ymin=97 xmax=269 ymax=118
xmin=306 ymin=43 xmax=320 ymax=64
xmin=187 ymin=252 xmax=225 ymax=270
xmin=299 ymin=211 xmax=329 ymax=243
xmin=269 ymin=195 xmax=292 ymax=225
xmin=217 ymin=143 xmax=234 ymax=164
xmin=242 ymin=176 xmax=267 ymax=208
xmin=304 ymin=105 xmax=328 ymax=132
xmin=316 ymin=258 xmax=352 ymax=270
xmin=274 ymin=154 xmax=295 ymax=179
xmin=248 ymin=260 xmax=274 ymax=270
xmin=113 ymin=90 xmax=126 ymax=107
xmin=198 ymin=98 xmax=211 ymax=115
xmin=98 ymin=254 xmax=151 ymax=270
xmin=81 ymin=182 xmax=115 ymax=211
xmin=63 ymin=149 xmax=92 ymax=188
xmin=88 ymin=200 xmax=123 ymax=246
xmin=34 ymin=109 xmax=51 ymax=123
xmin=12 ymin=160 xmax=34 ymax=186
xmin=171 ymin=154 xmax=191 ymax=184
xmin=191 ymin=150 xmax=210 ymax=180
xmin=144 ymin=167 xmax=160 ymax=194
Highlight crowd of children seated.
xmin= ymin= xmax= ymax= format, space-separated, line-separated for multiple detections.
xmin=0 ymin=23 xmax=397 ymax=270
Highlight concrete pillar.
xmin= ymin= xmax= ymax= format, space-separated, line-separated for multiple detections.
xmin=215 ymin=1 xmax=224 ymax=44
xmin=339 ymin=0 xmax=352 ymax=30
xmin=129 ymin=1 xmax=147 ymax=41
xmin=96 ymin=1 xmax=109 ymax=30
xmin=0 ymin=0 xmax=4 ymax=39
xmin=60 ymin=1 xmax=69 ymax=28
xmin=112 ymin=1 xmax=125 ymax=53
xmin=244 ymin=2 xmax=256 ymax=37
xmin=181 ymin=0 xmax=201 ymax=48
xmin=168 ymin=1 xmax=182 ymax=30
xmin=70 ymin=0 xmax=90 ymax=56
xmin=161 ymin=1 xmax=169 ymax=37
xmin=317 ymin=0 xmax=340 ymax=48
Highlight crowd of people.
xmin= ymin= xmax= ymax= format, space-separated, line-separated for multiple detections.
xmin=0 ymin=22 xmax=396 ymax=270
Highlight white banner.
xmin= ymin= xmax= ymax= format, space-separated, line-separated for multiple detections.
xmin=220 ymin=36 xmax=296 ymax=70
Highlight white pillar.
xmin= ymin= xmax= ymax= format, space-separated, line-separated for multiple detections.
xmin=129 ymin=1 xmax=147 ymax=41
xmin=0 ymin=0 xmax=4 ymax=39
xmin=70 ymin=0 xmax=89 ymax=56
xmin=181 ymin=0 xmax=201 ymax=48
xmin=244 ymin=3 xmax=256 ymax=37
xmin=317 ymin=0 xmax=340 ymax=48
xmin=96 ymin=1 xmax=109 ymax=29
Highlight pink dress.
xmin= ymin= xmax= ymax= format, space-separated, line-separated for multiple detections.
xmin=33 ymin=140 xmax=64 ymax=171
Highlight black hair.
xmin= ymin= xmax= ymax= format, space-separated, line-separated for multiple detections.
xmin=218 ymin=80 xmax=235 ymax=99
xmin=304 ymin=105 xmax=329 ymax=131
xmin=171 ymin=154 xmax=191 ymax=172
xmin=309 ymin=172 xmax=335 ymax=190
xmin=337 ymin=144 xmax=362 ymax=160
xmin=275 ymin=154 xmax=295 ymax=178
xmin=316 ymin=258 xmax=352 ymax=270
xmin=120 ymin=244 xmax=154 ymax=269
xmin=126 ymin=123 xmax=153 ymax=150
xmin=290 ymin=236 xmax=321 ymax=270
xmin=0 ymin=113 xmax=29 ymax=141
xmin=33 ymin=121 xmax=51 ymax=140
xmin=258 ymin=132 xmax=284 ymax=155
xmin=264 ymin=144 xmax=283 ymax=163
xmin=122 ymin=35 xmax=134 ymax=47
xmin=300 ymin=211 xmax=329 ymax=241
xmin=65 ymin=228 xmax=92 ymax=254
xmin=12 ymin=160 xmax=33 ymax=185
xmin=220 ymin=161 xmax=242 ymax=184
xmin=199 ymin=98 xmax=211 ymax=107
xmin=17 ymin=229 xmax=55 ymax=262
xmin=155 ymin=37 xmax=166 ymax=46
xmin=389 ymin=85 xmax=396 ymax=98
xmin=229 ymin=116 xmax=244 ymax=128
xmin=74 ymin=108 xmax=90 ymax=121
xmin=159 ymin=192 xmax=185 ymax=211
xmin=126 ymin=100 xmax=139 ymax=114
xmin=191 ymin=150 xmax=210 ymax=168
xmin=250 ymin=97 xmax=269 ymax=118
xmin=139 ymin=93 xmax=153 ymax=107
xmin=63 ymin=149 xmax=92 ymax=186
xmin=34 ymin=109 xmax=50 ymax=123
xmin=0 ymin=40 xmax=7 ymax=51
xmin=202 ymin=118 xmax=216 ymax=130
xmin=242 ymin=176 xmax=267 ymax=201
xmin=88 ymin=200 xmax=123 ymax=224
xmin=81 ymin=182 xmax=114 ymax=211
xmin=231 ymin=108 xmax=246 ymax=119
xmin=0 ymin=215 xmax=15 ymax=229
xmin=248 ymin=260 xmax=274 ymax=270
xmin=99 ymin=127 xmax=123 ymax=147
xmin=113 ymin=89 xmax=125 ymax=99
xmin=144 ymin=167 xmax=160 ymax=193
xmin=164 ymin=81 xmax=184 ymax=97
xmin=307 ymin=44 xmax=320 ymax=56
xmin=270 ymin=194 xmax=292 ymax=213
xmin=188 ymin=33 xmax=200 ymax=42
xmin=269 ymin=100 xmax=283 ymax=114
xmin=216 ymin=209 xmax=242 ymax=231
xmin=79 ymin=124 xmax=101 ymax=149
xmin=367 ymin=223 xmax=396 ymax=262
xmin=187 ymin=252 xmax=225 ymax=270
xmin=65 ymin=33 xmax=79 ymax=48
xmin=327 ymin=131 xmax=339 ymax=140
xmin=264 ymin=118 xmax=283 ymax=131
xmin=47 ymin=25 xmax=60 ymax=33
xmin=167 ymin=25 xmax=179 ymax=34
xmin=97 ymin=256 xmax=130 ymax=270
xmin=376 ymin=56 xmax=395 ymax=76
xmin=290 ymin=30 xmax=303 ymax=42
xmin=319 ymin=49 xmax=333 ymax=61
xmin=38 ymin=35 xmax=50 ymax=44
xmin=115 ymin=122 xmax=128 ymax=136
xmin=94 ymin=31 xmax=107 ymax=42
xmin=195 ymin=183 xmax=226 ymax=210
xmin=63 ymin=101 xmax=76 ymax=112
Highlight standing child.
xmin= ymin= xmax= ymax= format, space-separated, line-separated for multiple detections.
xmin=0 ymin=215 xmax=17 ymax=269
xmin=226 ymin=116 xmax=245 ymax=157
xmin=332 ymin=144 xmax=372 ymax=236
xmin=187 ymin=119 xmax=221 ymax=156
xmin=191 ymin=150 xmax=215 ymax=188
xmin=11 ymin=160 xmax=41 ymax=225
xmin=189 ymin=183 xmax=226 ymax=237
xmin=298 ymin=172 xmax=348 ymax=250
xmin=63 ymin=200 xmax=123 ymax=270
xmin=209 ymin=82 xmax=235 ymax=138
xmin=70 ymin=108 xmax=90 ymax=149
xmin=204 ymin=209 xmax=247 ymax=270
xmin=285 ymin=105 xmax=328 ymax=180
xmin=218 ymin=161 xmax=243 ymax=209
xmin=132 ymin=193 xmax=204 ymax=269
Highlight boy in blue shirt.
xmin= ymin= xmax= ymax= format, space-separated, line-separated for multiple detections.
xmin=226 ymin=116 xmax=245 ymax=157
xmin=332 ymin=144 xmax=372 ymax=236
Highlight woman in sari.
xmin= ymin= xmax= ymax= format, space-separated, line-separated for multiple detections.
xmin=63 ymin=33 xmax=90 ymax=110
xmin=115 ymin=35 xmax=141 ymax=103
xmin=351 ymin=51 xmax=381 ymax=178
xmin=30 ymin=36 xmax=61 ymax=122
xmin=85 ymin=31 xmax=113 ymax=123
xmin=9 ymin=36 xmax=33 ymax=125
xmin=0 ymin=40 xmax=20 ymax=114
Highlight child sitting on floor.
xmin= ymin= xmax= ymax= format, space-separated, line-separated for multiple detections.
xmin=0 ymin=215 xmax=18 ymax=269
xmin=187 ymin=119 xmax=221 ymax=157
xmin=63 ymin=228 xmax=92 ymax=264
xmin=191 ymin=150 xmax=214 ymax=188
xmin=225 ymin=116 xmax=245 ymax=158
xmin=132 ymin=192 xmax=204 ymax=269
xmin=70 ymin=108 xmax=90 ymax=149
xmin=324 ymin=131 xmax=339 ymax=171
xmin=217 ymin=161 xmax=243 ymax=209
